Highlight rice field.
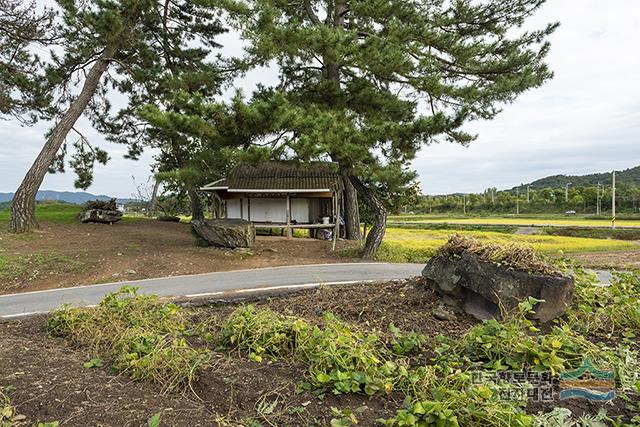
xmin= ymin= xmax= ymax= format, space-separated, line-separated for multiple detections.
xmin=377 ymin=227 xmax=637 ymax=263
xmin=388 ymin=215 xmax=640 ymax=228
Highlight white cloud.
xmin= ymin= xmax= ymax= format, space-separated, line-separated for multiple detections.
xmin=1 ymin=0 xmax=639 ymax=197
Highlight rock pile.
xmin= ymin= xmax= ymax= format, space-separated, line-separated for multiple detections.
xmin=422 ymin=235 xmax=574 ymax=322
xmin=78 ymin=198 xmax=123 ymax=224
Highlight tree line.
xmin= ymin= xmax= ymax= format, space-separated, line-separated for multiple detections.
xmin=1 ymin=0 xmax=558 ymax=257
xmin=409 ymin=184 xmax=640 ymax=215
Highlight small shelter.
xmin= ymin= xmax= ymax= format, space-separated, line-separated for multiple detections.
xmin=200 ymin=162 xmax=343 ymax=248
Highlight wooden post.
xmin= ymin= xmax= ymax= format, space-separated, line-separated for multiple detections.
xmin=331 ymin=193 xmax=340 ymax=251
xmin=286 ymin=194 xmax=292 ymax=238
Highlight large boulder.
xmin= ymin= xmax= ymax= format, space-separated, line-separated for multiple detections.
xmin=79 ymin=209 xmax=123 ymax=224
xmin=192 ymin=219 xmax=255 ymax=248
xmin=422 ymin=252 xmax=574 ymax=322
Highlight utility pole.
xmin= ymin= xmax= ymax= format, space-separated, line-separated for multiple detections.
xmin=516 ymin=188 xmax=520 ymax=215
xmin=527 ymin=185 xmax=531 ymax=203
xmin=565 ymin=182 xmax=572 ymax=202
xmin=463 ymin=194 xmax=466 ymax=215
xmin=596 ymin=182 xmax=602 ymax=216
xmin=612 ymin=171 xmax=616 ymax=229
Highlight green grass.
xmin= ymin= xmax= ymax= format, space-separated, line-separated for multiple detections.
xmin=0 ymin=202 xmax=82 ymax=225
xmin=0 ymin=202 xmax=144 ymax=227
xmin=388 ymin=214 xmax=640 ymax=228
xmin=542 ymin=227 xmax=640 ymax=241
xmin=386 ymin=221 xmax=518 ymax=234
xmin=376 ymin=228 xmax=636 ymax=263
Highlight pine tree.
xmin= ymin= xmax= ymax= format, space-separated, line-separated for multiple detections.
xmin=10 ymin=0 xmax=151 ymax=232
xmin=0 ymin=0 xmax=54 ymax=120
xmin=220 ymin=0 xmax=558 ymax=257
xmin=94 ymin=0 xmax=227 ymax=219
xmin=9 ymin=0 xmax=226 ymax=231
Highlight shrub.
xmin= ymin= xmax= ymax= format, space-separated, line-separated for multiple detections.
xmin=380 ymin=370 xmax=533 ymax=427
xmin=220 ymin=306 xmax=410 ymax=396
xmin=567 ymin=270 xmax=640 ymax=337
xmin=436 ymin=298 xmax=614 ymax=375
xmin=48 ymin=286 xmax=211 ymax=392
xmin=219 ymin=305 xmax=308 ymax=361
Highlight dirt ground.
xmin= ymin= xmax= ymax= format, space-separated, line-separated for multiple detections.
xmin=0 ymin=219 xmax=359 ymax=294
xmin=569 ymin=250 xmax=640 ymax=270
xmin=1 ymin=279 xmax=635 ymax=426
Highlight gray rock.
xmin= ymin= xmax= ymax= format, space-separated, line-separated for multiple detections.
xmin=191 ymin=219 xmax=255 ymax=249
xmin=432 ymin=305 xmax=456 ymax=321
xmin=79 ymin=209 xmax=123 ymax=224
xmin=422 ymin=253 xmax=574 ymax=322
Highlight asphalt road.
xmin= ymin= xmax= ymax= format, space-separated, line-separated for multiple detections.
xmin=0 ymin=263 xmax=424 ymax=318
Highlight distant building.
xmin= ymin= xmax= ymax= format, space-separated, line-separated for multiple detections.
xmin=200 ymin=162 xmax=343 ymax=242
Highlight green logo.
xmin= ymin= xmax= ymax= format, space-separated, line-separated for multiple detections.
xmin=559 ymin=358 xmax=615 ymax=401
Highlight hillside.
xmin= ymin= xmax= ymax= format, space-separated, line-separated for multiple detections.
xmin=0 ymin=190 xmax=131 ymax=205
xmin=513 ymin=165 xmax=640 ymax=190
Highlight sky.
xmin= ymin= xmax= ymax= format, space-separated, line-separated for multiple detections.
xmin=1 ymin=0 xmax=639 ymax=198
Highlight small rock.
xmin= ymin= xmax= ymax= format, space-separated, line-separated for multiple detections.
xmin=126 ymin=270 xmax=137 ymax=275
xmin=432 ymin=305 xmax=456 ymax=321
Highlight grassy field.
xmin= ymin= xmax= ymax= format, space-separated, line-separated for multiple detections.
xmin=389 ymin=214 xmax=640 ymax=228
xmin=377 ymin=228 xmax=637 ymax=263
xmin=0 ymin=202 xmax=146 ymax=226
xmin=0 ymin=203 xmax=82 ymax=225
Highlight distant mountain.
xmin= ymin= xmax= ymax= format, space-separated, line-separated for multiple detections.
xmin=0 ymin=190 xmax=133 ymax=205
xmin=512 ymin=166 xmax=640 ymax=191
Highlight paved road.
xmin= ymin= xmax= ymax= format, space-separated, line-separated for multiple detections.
xmin=0 ymin=263 xmax=424 ymax=318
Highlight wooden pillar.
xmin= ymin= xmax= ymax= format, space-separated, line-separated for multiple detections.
xmin=332 ymin=192 xmax=339 ymax=251
xmin=286 ymin=194 xmax=292 ymax=238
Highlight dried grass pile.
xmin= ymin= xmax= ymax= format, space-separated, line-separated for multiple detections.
xmin=437 ymin=234 xmax=561 ymax=276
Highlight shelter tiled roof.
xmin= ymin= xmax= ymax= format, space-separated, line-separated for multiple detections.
xmin=202 ymin=162 xmax=342 ymax=192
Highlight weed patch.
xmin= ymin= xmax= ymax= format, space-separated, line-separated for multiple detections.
xmin=48 ymin=286 xmax=211 ymax=392
xmin=566 ymin=269 xmax=640 ymax=340
xmin=437 ymin=298 xmax=614 ymax=374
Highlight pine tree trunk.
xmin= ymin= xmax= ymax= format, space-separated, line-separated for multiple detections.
xmin=188 ymin=187 xmax=204 ymax=220
xmin=340 ymin=167 xmax=361 ymax=240
xmin=149 ymin=178 xmax=161 ymax=217
xmin=350 ymin=176 xmax=387 ymax=259
xmin=9 ymin=48 xmax=116 ymax=233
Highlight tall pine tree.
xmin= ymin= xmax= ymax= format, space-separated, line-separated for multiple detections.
xmin=9 ymin=0 xmax=227 ymax=231
xmin=95 ymin=0 xmax=227 ymax=219
xmin=0 ymin=0 xmax=54 ymax=120
xmin=10 ymin=0 xmax=151 ymax=232
xmin=220 ymin=0 xmax=557 ymax=257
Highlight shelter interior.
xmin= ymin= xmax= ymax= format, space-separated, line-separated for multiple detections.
xmin=200 ymin=162 xmax=344 ymax=246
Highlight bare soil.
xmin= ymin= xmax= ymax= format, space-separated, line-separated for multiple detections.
xmin=0 ymin=279 xmax=635 ymax=426
xmin=0 ymin=219 xmax=359 ymax=294
xmin=569 ymin=249 xmax=640 ymax=270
